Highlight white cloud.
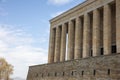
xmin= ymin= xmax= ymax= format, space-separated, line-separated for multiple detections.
xmin=48 ymin=0 xmax=73 ymax=5
xmin=0 ymin=24 xmax=48 ymax=79
xmin=51 ymin=11 xmax=65 ymax=18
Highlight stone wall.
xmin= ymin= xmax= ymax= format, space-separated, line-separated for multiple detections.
xmin=27 ymin=54 xmax=120 ymax=80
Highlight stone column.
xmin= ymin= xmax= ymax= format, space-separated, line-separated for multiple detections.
xmin=93 ymin=9 xmax=101 ymax=56
xmin=48 ymin=27 xmax=55 ymax=63
xmin=103 ymin=4 xmax=111 ymax=55
xmin=116 ymin=0 xmax=120 ymax=53
xmin=60 ymin=23 xmax=67 ymax=62
xmin=74 ymin=17 xmax=82 ymax=59
xmin=83 ymin=13 xmax=90 ymax=58
xmin=54 ymin=26 xmax=61 ymax=62
xmin=67 ymin=20 xmax=75 ymax=60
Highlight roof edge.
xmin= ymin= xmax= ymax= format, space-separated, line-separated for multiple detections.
xmin=49 ymin=0 xmax=88 ymax=22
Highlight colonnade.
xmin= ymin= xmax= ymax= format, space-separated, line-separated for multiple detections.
xmin=48 ymin=0 xmax=120 ymax=63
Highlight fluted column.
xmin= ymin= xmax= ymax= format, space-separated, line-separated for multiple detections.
xmin=67 ymin=20 xmax=75 ymax=60
xmin=116 ymin=0 xmax=120 ymax=53
xmin=93 ymin=9 xmax=101 ymax=56
xmin=60 ymin=24 xmax=67 ymax=62
xmin=48 ymin=27 xmax=56 ymax=63
xmin=103 ymin=4 xmax=111 ymax=55
xmin=54 ymin=26 xmax=61 ymax=62
xmin=74 ymin=17 xmax=82 ymax=59
xmin=83 ymin=13 xmax=90 ymax=58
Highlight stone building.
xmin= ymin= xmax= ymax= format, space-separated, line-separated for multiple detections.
xmin=27 ymin=0 xmax=120 ymax=80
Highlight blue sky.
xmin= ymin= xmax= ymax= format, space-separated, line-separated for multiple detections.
xmin=0 ymin=0 xmax=85 ymax=79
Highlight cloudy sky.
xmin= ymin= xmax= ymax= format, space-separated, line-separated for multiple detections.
xmin=0 ymin=0 xmax=85 ymax=79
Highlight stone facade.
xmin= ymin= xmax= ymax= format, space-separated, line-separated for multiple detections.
xmin=27 ymin=0 xmax=120 ymax=80
xmin=27 ymin=54 xmax=120 ymax=80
